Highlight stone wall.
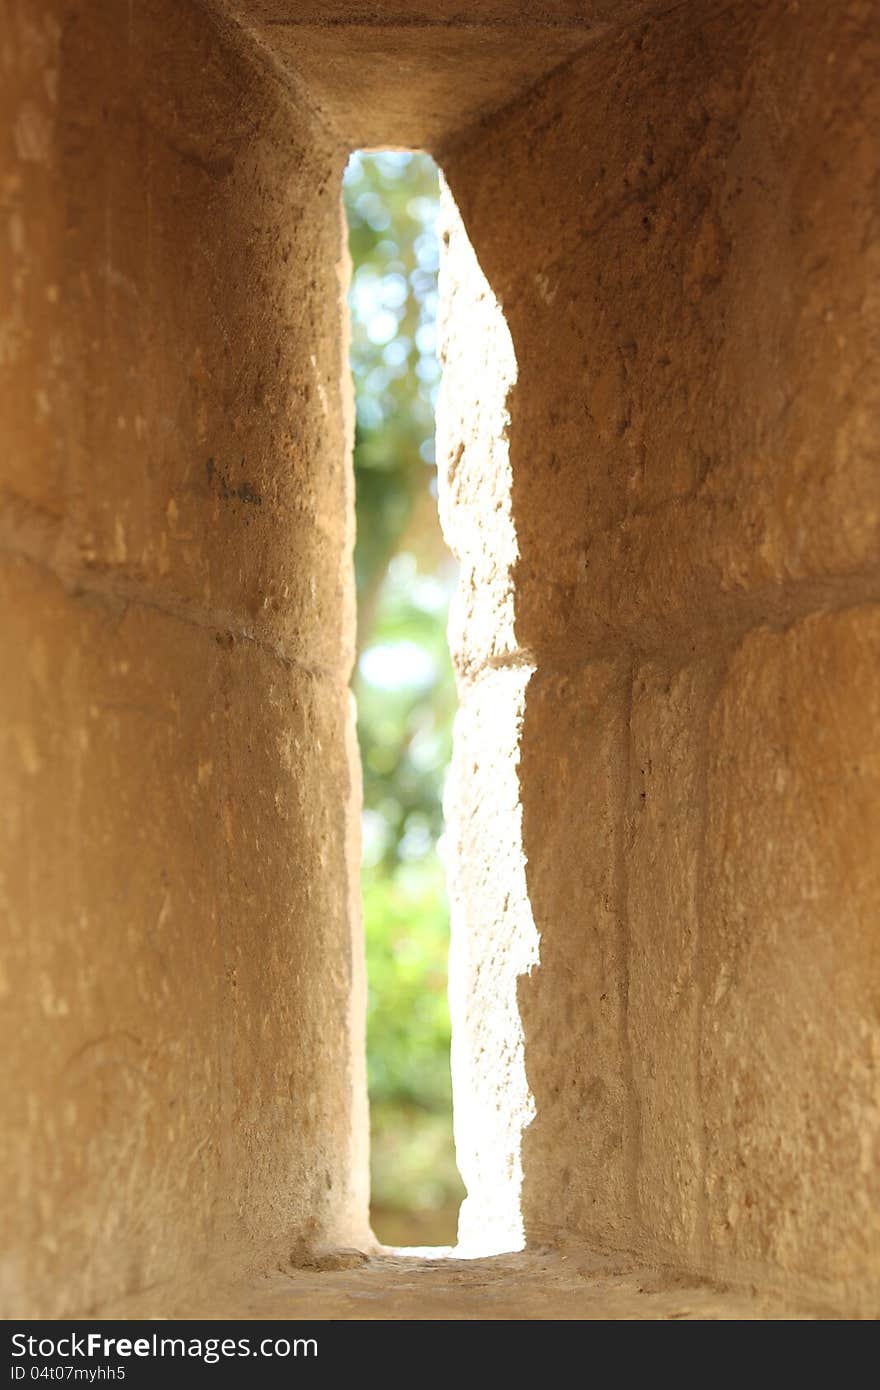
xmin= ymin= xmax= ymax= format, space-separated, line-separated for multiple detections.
xmin=2 ymin=0 xmax=879 ymax=1319
xmin=439 ymin=0 xmax=880 ymax=1314
xmin=0 ymin=0 xmax=368 ymax=1317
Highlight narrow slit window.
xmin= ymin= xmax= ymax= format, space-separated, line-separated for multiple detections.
xmin=343 ymin=151 xmax=464 ymax=1248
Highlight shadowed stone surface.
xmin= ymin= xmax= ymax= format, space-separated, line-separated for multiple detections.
xmin=113 ymin=1249 xmax=816 ymax=1321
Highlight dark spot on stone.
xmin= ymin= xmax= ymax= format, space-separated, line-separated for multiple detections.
xmin=206 ymin=455 xmax=262 ymax=506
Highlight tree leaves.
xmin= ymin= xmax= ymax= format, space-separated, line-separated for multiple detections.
xmin=345 ymin=153 xmax=463 ymax=1230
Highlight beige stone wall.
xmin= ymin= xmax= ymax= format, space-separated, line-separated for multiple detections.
xmin=3 ymin=0 xmax=879 ymax=1320
xmin=0 ymin=0 xmax=368 ymax=1316
xmin=439 ymin=0 xmax=880 ymax=1312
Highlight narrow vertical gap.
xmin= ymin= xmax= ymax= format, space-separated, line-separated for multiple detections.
xmin=343 ymin=151 xmax=464 ymax=1248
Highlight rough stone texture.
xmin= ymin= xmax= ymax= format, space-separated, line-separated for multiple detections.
xmin=703 ymin=607 xmax=880 ymax=1312
xmin=111 ymin=1248 xmax=816 ymax=1320
xmin=438 ymin=0 xmax=880 ymax=1318
xmin=213 ymin=2 xmax=676 ymax=150
xmin=1 ymin=0 xmax=367 ymax=1318
xmin=518 ymin=666 xmax=634 ymax=1252
xmin=443 ymin=0 xmax=880 ymax=665
xmin=627 ymin=658 xmax=717 ymax=1259
xmin=436 ymin=187 xmax=518 ymax=679
xmin=3 ymin=0 xmax=880 ymax=1320
xmin=445 ymin=665 xmax=538 ymax=1255
xmin=0 ymin=558 xmax=366 ymax=1316
xmin=3 ymin=0 xmax=356 ymax=674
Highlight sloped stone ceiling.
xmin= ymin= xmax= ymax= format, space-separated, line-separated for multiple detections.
xmin=209 ymin=0 xmax=679 ymax=147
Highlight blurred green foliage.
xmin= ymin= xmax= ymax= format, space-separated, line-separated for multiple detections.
xmin=343 ymin=152 xmax=463 ymax=1242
